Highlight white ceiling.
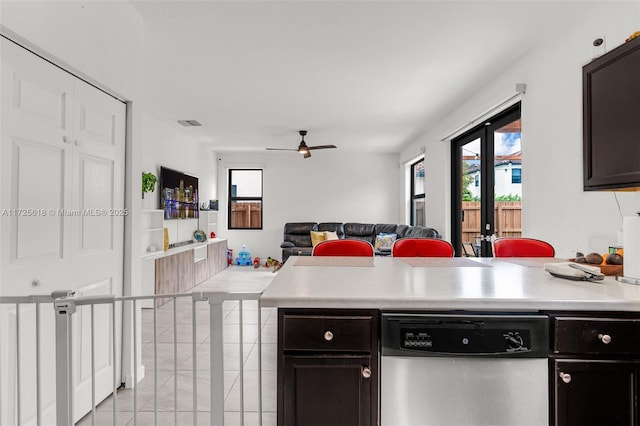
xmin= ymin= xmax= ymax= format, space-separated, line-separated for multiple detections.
xmin=131 ymin=1 xmax=590 ymax=154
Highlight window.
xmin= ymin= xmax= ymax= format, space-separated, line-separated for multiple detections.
xmin=512 ymin=168 xmax=522 ymax=184
xmin=228 ymin=169 xmax=263 ymax=229
xmin=410 ymin=159 xmax=425 ymax=227
xmin=474 ymin=175 xmax=479 ymax=187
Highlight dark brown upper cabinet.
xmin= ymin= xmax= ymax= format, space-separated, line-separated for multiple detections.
xmin=583 ymin=36 xmax=640 ymax=191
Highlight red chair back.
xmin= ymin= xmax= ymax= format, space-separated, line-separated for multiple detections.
xmin=391 ymin=238 xmax=455 ymax=257
xmin=493 ymin=238 xmax=555 ymax=257
xmin=312 ymin=239 xmax=374 ymax=257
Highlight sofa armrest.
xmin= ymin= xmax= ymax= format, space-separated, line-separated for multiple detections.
xmin=280 ymin=242 xmax=295 ymax=248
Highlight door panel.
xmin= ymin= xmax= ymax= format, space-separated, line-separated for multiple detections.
xmin=70 ymin=78 xmax=125 ymax=420
xmin=77 ymin=154 xmax=115 ymax=252
xmin=2 ymin=304 xmax=58 ymax=425
xmin=73 ymin=278 xmax=118 ymax=420
xmin=282 ymin=356 xmax=373 ymax=426
xmin=11 ymin=138 xmax=66 ymax=262
xmin=1 ymin=38 xmax=125 ymax=425
xmin=452 ymin=103 xmax=521 ymax=256
xmin=459 ymin=137 xmax=482 ymax=256
xmin=553 ymin=360 xmax=636 ymax=426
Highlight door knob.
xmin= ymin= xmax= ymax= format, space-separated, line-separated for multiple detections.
xmin=362 ymin=367 xmax=372 ymax=379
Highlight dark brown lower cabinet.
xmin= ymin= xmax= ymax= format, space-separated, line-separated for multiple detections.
xmin=551 ymin=314 xmax=640 ymax=426
xmin=278 ymin=309 xmax=379 ymax=426
xmin=282 ymin=355 xmax=374 ymax=426
xmin=552 ymin=359 xmax=638 ymax=426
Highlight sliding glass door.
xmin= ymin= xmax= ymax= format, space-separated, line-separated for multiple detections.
xmin=451 ymin=103 xmax=522 ymax=257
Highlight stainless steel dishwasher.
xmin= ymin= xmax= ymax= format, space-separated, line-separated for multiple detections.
xmin=381 ymin=313 xmax=549 ymax=426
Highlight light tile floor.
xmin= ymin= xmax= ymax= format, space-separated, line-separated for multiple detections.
xmin=77 ymin=266 xmax=278 ymax=426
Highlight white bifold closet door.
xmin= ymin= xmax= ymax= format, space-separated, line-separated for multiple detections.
xmin=0 ymin=37 xmax=125 ymax=424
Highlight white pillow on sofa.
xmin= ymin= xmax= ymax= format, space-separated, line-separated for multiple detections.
xmin=324 ymin=231 xmax=339 ymax=240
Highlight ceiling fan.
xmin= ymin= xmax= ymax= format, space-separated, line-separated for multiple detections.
xmin=266 ymin=130 xmax=337 ymax=159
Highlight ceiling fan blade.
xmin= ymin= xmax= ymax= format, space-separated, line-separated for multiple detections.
xmin=266 ymin=148 xmax=298 ymax=151
xmin=307 ymin=145 xmax=337 ymax=150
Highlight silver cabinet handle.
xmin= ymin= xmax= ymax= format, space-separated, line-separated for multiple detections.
xmin=598 ymin=334 xmax=612 ymax=344
xmin=559 ymin=372 xmax=572 ymax=384
xmin=324 ymin=331 xmax=334 ymax=341
xmin=362 ymin=367 xmax=372 ymax=379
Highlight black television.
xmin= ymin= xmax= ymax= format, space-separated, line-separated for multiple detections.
xmin=160 ymin=166 xmax=199 ymax=219
xmin=583 ymin=35 xmax=640 ymax=190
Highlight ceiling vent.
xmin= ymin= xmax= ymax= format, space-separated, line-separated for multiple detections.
xmin=178 ymin=120 xmax=202 ymax=127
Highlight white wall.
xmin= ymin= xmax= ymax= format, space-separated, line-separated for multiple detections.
xmin=401 ymin=1 xmax=640 ymax=258
xmin=217 ymin=150 xmax=400 ymax=261
xmin=141 ymin=113 xmax=217 ymax=243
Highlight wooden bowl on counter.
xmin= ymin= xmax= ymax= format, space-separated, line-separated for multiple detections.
xmin=599 ymin=264 xmax=624 ymax=276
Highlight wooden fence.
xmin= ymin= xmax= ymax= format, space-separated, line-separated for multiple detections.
xmin=230 ymin=201 xmax=262 ymax=228
xmin=461 ymin=201 xmax=522 ymax=246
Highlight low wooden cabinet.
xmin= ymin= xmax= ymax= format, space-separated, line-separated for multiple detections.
xmin=278 ymin=309 xmax=379 ymax=426
xmin=551 ymin=314 xmax=640 ymax=426
xmin=153 ymin=240 xmax=227 ymax=306
xmin=155 ymin=249 xmax=193 ymax=306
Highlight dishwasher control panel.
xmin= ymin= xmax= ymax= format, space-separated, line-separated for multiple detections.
xmin=401 ymin=328 xmax=530 ymax=353
xmin=382 ymin=313 xmax=549 ymax=358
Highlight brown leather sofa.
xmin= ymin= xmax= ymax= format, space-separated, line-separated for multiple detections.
xmin=280 ymin=222 xmax=441 ymax=262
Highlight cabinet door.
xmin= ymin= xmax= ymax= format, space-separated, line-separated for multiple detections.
xmin=281 ymin=355 xmax=374 ymax=426
xmin=553 ymin=359 xmax=637 ymax=426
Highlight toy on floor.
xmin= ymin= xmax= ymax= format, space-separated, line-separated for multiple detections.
xmin=235 ymin=245 xmax=253 ymax=266
xmin=253 ymin=257 xmax=261 ymax=268
xmin=264 ymin=257 xmax=283 ymax=272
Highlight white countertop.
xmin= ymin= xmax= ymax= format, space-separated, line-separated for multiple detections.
xmin=260 ymin=256 xmax=640 ymax=312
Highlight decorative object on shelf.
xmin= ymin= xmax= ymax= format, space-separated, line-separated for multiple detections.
xmin=194 ymin=230 xmax=207 ymax=243
xmin=209 ymin=199 xmax=218 ymax=210
xmin=210 ymin=231 xmax=216 ymax=239
xmin=163 ymin=227 xmax=169 ymax=251
xmin=627 ymin=30 xmax=640 ymax=42
xmin=142 ymin=171 xmax=157 ymax=199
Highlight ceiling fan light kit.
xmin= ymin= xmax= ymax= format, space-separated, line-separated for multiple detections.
xmin=266 ymin=130 xmax=337 ymax=159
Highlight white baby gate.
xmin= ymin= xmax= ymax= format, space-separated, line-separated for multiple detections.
xmin=0 ymin=290 xmax=264 ymax=426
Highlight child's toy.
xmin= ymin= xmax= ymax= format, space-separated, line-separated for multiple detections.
xmin=264 ymin=257 xmax=284 ymax=272
xmin=227 ymin=249 xmax=233 ymax=265
xmin=235 ymin=245 xmax=253 ymax=266
xmin=253 ymin=257 xmax=261 ymax=268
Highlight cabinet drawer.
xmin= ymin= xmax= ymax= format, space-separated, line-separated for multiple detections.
xmin=554 ymin=317 xmax=640 ymax=355
xmin=283 ymin=314 xmax=373 ymax=352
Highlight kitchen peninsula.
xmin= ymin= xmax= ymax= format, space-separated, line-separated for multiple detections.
xmin=261 ymin=256 xmax=640 ymax=426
